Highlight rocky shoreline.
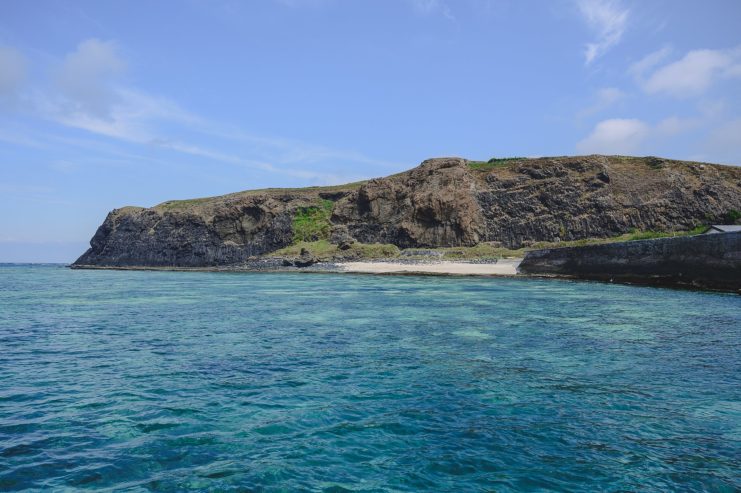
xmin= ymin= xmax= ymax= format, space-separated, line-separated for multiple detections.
xmin=520 ymin=231 xmax=741 ymax=293
xmin=71 ymin=232 xmax=741 ymax=293
xmin=70 ymin=256 xmax=518 ymax=275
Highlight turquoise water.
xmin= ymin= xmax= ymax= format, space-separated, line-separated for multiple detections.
xmin=0 ymin=265 xmax=739 ymax=492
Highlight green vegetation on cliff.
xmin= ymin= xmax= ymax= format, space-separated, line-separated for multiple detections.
xmin=292 ymin=199 xmax=334 ymax=243
xmin=724 ymin=209 xmax=741 ymax=223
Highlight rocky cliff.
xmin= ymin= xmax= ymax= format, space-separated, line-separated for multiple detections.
xmin=518 ymin=231 xmax=741 ymax=292
xmin=73 ymin=155 xmax=741 ymax=268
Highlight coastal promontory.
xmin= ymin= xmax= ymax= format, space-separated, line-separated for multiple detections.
xmin=73 ymin=155 xmax=741 ymax=268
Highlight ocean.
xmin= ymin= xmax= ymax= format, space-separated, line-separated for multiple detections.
xmin=1 ymin=264 xmax=739 ymax=491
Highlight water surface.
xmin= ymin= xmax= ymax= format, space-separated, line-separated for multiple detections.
xmin=0 ymin=265 xmax=739 ymax=491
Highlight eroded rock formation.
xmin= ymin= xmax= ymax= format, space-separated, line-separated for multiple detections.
xmin=73 ymin=155 xmax=741 ymax=267
xmin=331 ymin=157 xmax=484 ymax=248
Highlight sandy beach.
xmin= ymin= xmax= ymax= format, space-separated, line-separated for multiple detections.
xmin=337 ymin=259 xmax=522 ymax=276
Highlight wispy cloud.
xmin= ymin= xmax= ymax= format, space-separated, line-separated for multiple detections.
xmin=46 ymin=87 xmax=197 ymax=143
xmin=578 ymin=87 xmax=625 ymax=118
xmin=577 ymin=0 xmax=629 ymax=64
xmin=34 ymin=39 xmax=201 ymax=142
xmin=194 ymin=123 xmax=396 ymax=169
xmin=628 ymin=46 xmax=671 ymax=80
xmin=10 ymin=38 xmax=397 ymax=185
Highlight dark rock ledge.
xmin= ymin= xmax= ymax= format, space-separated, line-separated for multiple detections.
xmin=518 ymin=231 xmax=741 ymax=293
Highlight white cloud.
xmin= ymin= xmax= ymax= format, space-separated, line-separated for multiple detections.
xmin=640 ymin=47 xmax=741 ymax=97
xmin=577 ymin=103 xmax=732 ymax=158
xmin=0 ymin=46 xmax=27 ymax=103
xmin=577 ymin=0 xmax=629 ymax=64
xmin=576 ymin=118 xmax=649 ymax=154
xmin=54 ymin=39 xmax=125 ymax=119
xmin=578 ymin=87 xmax=625 ymax=118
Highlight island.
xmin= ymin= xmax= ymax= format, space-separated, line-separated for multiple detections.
xmin=72 ymin=155 xmax=741 ymax=292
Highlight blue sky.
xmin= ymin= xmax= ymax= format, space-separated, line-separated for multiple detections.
xmin=1 ymin=0 xmax=740 ymax=262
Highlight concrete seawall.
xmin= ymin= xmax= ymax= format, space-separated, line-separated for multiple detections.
xmin=518 ymin=232 xmax=741 ymax=292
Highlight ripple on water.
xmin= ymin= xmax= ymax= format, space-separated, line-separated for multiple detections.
xmin=0 ymin=266 xmax=739 ymax=491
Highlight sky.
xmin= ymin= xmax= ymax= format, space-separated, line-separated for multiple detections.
xmin=1 ymin=0 xmax=740 ymax=262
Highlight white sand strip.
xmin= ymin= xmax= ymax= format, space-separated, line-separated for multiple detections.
xmin=338 ymin=259 xmax=521 ymax=276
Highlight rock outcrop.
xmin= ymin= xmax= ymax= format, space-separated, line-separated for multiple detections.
xmin=331 ymin=157 xmax=484 ymax=248
xmin=518 ymin=231 xmax=741 ymax=292
xmin=74 ymin=195 xmax=315 ymax=267
xmin=73 ymin=155 xmax=741 ymax=268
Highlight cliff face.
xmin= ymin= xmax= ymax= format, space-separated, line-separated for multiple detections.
xmin=472 ymin=155 xmax=740 ymax=247
xmin=75 ymin=194 xmax=319 ymax=267
xmin=74 ymin=155 xmax=741 ymax=268
xmin=331 ymin=158 xmax=485 ymax=248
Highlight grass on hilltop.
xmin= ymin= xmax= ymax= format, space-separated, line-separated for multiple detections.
xmin=155 ymin=198 xmax=213 ymax=211
xmin=154 ymin=182 xmax=367 ymax=212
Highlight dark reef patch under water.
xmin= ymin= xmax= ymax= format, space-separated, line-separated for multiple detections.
xmin=0 ymin=265 xmax=739 ymax=491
